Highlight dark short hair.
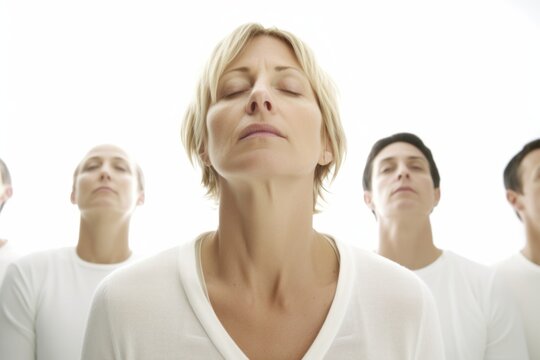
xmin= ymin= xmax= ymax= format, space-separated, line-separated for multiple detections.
xmin=503 ymin=138 xmax=540 ymax=193
xmin=362 ymin=132 xmax=440 ymax=191
xmin=0 ymin=158 xmax=12 ymax=213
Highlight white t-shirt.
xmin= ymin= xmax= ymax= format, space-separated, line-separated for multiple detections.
xmin=0 ymin=247 xmax=134 ymax=360
xmin=495 ymin=252 xmax=540 ymax=360
xmin=0 ymin=240 xmax=19 ymax=286
xmin=82 ymin=236 xmax=445 ymax=360
xmin=414 ymin=251 xmax=529 ymax=360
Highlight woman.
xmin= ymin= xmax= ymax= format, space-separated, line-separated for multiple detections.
xmin=82 ymin=24 xmax=444 ymax=359
xmin=0 ymin=144 xmax=144 ymax=360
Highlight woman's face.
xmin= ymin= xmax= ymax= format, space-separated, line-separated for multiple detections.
xmin=205 ymin=35 xmax=330 ymax=186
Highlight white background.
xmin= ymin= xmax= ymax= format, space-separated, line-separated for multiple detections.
xmin=1 ymin=0 xmax=539 ymax=264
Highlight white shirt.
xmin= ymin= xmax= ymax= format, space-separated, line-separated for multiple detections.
xmin=414 ymin=251 xmax=529 ymax=360
xmin=0 ymin=247 xmax=134 ymax=360
xmin=82 ymin=235 xmax=445 ymax=360
xmin=0 ymin=240 xmax=19 ymax=286
xmin=495 ymin=252 xmax=540 ymax=360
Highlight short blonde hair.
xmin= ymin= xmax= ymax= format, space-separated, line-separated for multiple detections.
xmin=182 ymin=23 xmax=346 ymax=209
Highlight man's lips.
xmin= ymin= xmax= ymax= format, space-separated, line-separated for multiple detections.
xmin=392 ymin=186 xmax=415 ymax=195
xmin=238 ymin=123 xmax=285 ymax=140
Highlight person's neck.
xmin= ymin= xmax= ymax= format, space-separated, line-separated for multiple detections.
xmin=203 ymin=179 xmax=338 ymax=302
xmin=76 ymin=211 xmax=131 ymax=264
xmin=378 ymin=215 xmax=441 ymax=270
xmin=522 ymin=222 xmax=540 ymax=265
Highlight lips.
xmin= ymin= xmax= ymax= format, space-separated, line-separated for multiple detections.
xmin=238 ymin=123 xmax=285 ymax=140
xmin=392 ymin=186 xmax=415 ymax=195
xmin=93 ymin=186 xmax=116 ymax=194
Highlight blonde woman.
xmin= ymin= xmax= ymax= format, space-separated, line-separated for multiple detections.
xmin=82 ymin=24 xmax=444 ymax=360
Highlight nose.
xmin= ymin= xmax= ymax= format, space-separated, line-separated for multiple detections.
xmin=246 ymin=83 xmax=273 ymax=115
xmin=99 ymin=164 xmax=112 ymax=181
xmin=397 ymin=164 xmax=410 ymax=180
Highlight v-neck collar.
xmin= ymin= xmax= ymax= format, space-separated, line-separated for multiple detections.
xmin=177 ymin=234 xmax=354 ymax=360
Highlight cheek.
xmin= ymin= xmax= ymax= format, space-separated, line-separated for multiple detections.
xmin=76 ymin=177 xmax=91 ymax=192
xmin=206 ymin=106 xmax=235 ymax=152
xmin=372 ymin=181 xmax=387 ymax=203
xmin=294 ymin=106 xmax=324 ymax=147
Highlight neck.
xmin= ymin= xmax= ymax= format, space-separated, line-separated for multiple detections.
xmin=76 ymin=211 xmax=131 ymax=264
xmin=523 ymin=221 xmax=540 ymax=265
xmin=377 ymin=215 xmax=441 ymax=270
xmin=203 ymin=179 xmax=338 ymax=301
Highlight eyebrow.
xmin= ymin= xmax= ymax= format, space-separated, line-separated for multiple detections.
xmin=223 ymin=65 xmax=304 ymax=76
xmin=378 ymin=156 xmax=427 ymax=164
xmin=82 ymin=156 xmax=129 ymax=164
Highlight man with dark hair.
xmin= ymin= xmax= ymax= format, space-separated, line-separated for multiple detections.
xmin=0 ymin=158 xmax=17 ymax=284
xmin=496 ymin=138 xmax=540 ymax=359
xmin=363 ymin=132 xmax=528 ymax=360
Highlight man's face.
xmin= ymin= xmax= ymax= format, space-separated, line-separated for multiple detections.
xmin=510 ymin=148 xmax=540 ymax=227
xmin=70 ymin=145 xmax=144 ymax=217
xmin=364 ymin=142 xmax=440 ymax=220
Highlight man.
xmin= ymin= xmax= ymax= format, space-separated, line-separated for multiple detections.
xmin=0 ymin=144 xmax=144 ymax=360
xmin=496 ymin=138 xmax=540 ymax=359
xmin=363 ymin=132 xmax=528 ymax=360
xmin=0 ymin=158 xmax=16 ymax=284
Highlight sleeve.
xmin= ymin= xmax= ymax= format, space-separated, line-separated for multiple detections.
xmin=414 ymin=282 xmax=446 ymax=360
xmin=81 ymin=280 xmax=120 ymax=360
xmin=0 ymin=263 xmax=37 ymax=360
xmin=484 ymin=272 xmax=529 ymax=360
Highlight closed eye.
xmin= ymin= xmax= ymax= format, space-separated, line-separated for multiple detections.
xmin=409 ymin=163 xmax=427 ymax=171
xmin=84 ymin=164 xmax=99 ymax=171
xmin=278 ymin=88 xmax=301 ymax=96
xmin=223 ymin=89 xmax=249 ymax=99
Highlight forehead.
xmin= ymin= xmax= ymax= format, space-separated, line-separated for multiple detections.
xmin=374 ymin=142 xmax=427 ymax=164
xmin=81 ymin=145 xmax=132 ymax=164
xmin=224 ymin=35 xmax=302 ymax=73
xmin=520 ymin=148 xmax=540 ymax=174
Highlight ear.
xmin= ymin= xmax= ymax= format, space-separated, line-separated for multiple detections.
xmin=318 ymin=149 xmax=333 ymax=166
xmin=433 ymin=188 xmax=441 ymax=207
xmin=1 ymin=185 xmax=13 ymax=202
xmin=506 ymin=189 xmax=524 ymax=213
xmin=70 ymin=188 xmax=77 ymax=205
xmin=364 ymin=191 xmax=374 ymax=209
xmin=199 ymin=146 xmax=211 ymax=167
xmin=137 ymin=191 xmax=145 ymax=206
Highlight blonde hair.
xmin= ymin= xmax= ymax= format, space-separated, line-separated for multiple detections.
xmin=182 ymin=23 xmax=346 ymax=209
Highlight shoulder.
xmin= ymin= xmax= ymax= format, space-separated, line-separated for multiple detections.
xmin=443 ymin=251 xmax=497 ymax=285
xmin=493 ymin=253 xmax=523 ymax=273
xmin=88 ymin=244 xmax=193 ymax=329
xmin=338 ymin=242 xmax=432 ymax=308
xmin=7 ymin=247 xmax=73 ymax=276
xmin=95 ymin=246 xmax=182 ymax=300
xmin=342 ymin=242 xmax=420 ymax=284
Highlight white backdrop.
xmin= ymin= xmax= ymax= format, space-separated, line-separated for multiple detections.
xmin=1 ymin=0 xmax=539 ymax=264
